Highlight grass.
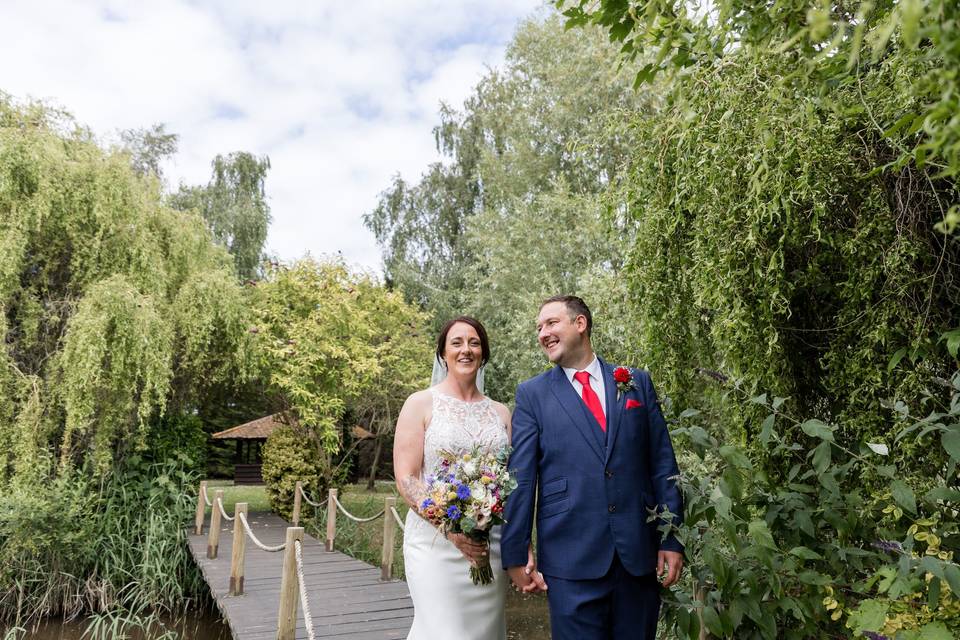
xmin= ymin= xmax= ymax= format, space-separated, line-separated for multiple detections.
xmin=204 ymin=480 xmax=272 ymax=512
xmin=300 ymin=483 xmax=411 ymax=579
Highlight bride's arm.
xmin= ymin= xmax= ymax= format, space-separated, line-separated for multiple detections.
xmin=393 ymin=391 xmax=488 ymax=565
xmin=393 ymin=391 xmax=431 ymax=510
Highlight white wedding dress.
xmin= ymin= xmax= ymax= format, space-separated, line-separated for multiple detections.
xmin=403 ymin=389 xmax=508 ymax=640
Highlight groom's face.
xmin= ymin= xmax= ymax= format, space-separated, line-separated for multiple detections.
xmin=537 ymin=301 xmax=587 ymax=366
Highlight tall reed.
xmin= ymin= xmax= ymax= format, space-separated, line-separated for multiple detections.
xmin=0 ymin=457 xmax=207 ymax=635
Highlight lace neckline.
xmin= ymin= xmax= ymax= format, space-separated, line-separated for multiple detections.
xmin=430 ymin=387 xmax=489 ymax=406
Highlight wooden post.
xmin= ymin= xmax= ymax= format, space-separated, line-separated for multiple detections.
xmin=207 ymin=488 xmax=224 ymax=559
xmin=380 ymin=496 xmax=397 ymax=580
xmin=229 ymin=502 xmax=248 ymax=596
xmin=292 ymin=481 xmax=303 ymax=527
xmin=194 ymin=480 xmax=208 ymax=535
xmin=276 ymin=527 xmax=304 ymax=640
xmin=325 ymin=488 xmax=338 ymax=552
xmin=696 ymin=581 xmax=707 ymax=640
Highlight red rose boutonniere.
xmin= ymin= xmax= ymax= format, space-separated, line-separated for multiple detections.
xmin=613 ymin=367 xmax=636 ymax=400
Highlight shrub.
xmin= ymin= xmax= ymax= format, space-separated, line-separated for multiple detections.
xmin=660 ymin=373 xmax=960 ymax=639
xmin=261 ymin=425 xmax=333 ymax=520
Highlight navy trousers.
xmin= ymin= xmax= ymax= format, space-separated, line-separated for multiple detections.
xmin=545 ymin=553 xmax=661 ymax=640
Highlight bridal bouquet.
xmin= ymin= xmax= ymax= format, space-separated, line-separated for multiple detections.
xmin=418 ymin=445 xmax=516 ymax=585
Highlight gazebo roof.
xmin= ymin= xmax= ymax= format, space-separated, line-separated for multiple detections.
xmin=212 ymin=412 xmax=295 ymax=440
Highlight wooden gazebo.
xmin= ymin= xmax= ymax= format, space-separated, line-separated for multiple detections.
xmin=212 ymin=413 xmax=293 ymax=484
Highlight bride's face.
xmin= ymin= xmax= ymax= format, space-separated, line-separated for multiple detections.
xmin=443 ymin=322 xmax=483 ymax=379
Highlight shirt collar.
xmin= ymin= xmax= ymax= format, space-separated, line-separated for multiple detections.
xmin=563 ymin=354 xmax=601 ymax=385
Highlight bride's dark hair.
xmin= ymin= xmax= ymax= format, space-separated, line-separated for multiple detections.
xmin=436 ymin=316 xmax=490 ymax=367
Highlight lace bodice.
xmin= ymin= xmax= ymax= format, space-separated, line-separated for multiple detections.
xmin=421 ymin=389 xmax=508 ymax=477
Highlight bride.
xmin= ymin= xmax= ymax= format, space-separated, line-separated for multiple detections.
xmin=394 ymin=316 xmax=541 ymax=639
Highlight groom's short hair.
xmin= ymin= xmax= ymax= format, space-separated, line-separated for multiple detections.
xmin=540 ymin=295 xmax=592 ymax=337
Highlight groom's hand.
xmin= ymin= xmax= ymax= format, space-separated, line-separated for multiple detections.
xmin=507 ymin=546 xmax=548 ymax=594
xmin=658 ymin=550 xmax=683 ymax=587
xmin=507 ymin=566 xmax=546 ymax=594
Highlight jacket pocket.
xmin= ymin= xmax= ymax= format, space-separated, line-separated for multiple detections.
xmin=538 ymin=497 xmax=570 ymax=519
xmin=540 ymin=477 xmax=567 ymax=504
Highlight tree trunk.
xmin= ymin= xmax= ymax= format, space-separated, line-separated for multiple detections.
xmin=367 ymin=435 xmax=383 ymax=491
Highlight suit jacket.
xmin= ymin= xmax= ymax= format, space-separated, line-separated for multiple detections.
xmin=500 ymin=357 xmax=683 ymax=580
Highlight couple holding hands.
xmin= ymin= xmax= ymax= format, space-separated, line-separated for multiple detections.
xmin=394 ymin=295 xmax=684 ymax=640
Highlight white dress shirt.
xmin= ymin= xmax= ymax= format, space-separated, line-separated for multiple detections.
xmin=562 ymin=355 xmax=607 ymax=418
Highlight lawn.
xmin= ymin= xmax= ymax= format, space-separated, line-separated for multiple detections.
xmin=203 ymin=479 xmax=273 ymax=513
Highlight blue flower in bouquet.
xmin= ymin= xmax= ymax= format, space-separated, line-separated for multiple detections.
xmin=456 ymin=484 xmax=471 ymax=500
xmin=420 ymin=498 xmax=435 ymax=510
xmin=446 ymin=505 xmax=462 ymax=520
xmin=446 ymin=473 xmax=456 ymax=482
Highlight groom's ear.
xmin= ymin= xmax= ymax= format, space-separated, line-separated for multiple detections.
xmin=575 ymin=314 xmax=589 ymax=335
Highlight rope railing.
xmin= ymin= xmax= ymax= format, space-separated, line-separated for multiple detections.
xmin=216 ymin=496 xmax=235 ymax=521
xmin=294 ymin=539 xmax=317 ymax=640
xmin=333 ymin=495 xmax=385 ymax=522
xmin=238 ymin=511 xmax=287 ymax=552
xmin=389 ymin=505 xmax=405 ymax=529
xmin=297 ymin=483 xmax=324 ymax=507
xmin=192 ymin=481 xmax=407 ymax=639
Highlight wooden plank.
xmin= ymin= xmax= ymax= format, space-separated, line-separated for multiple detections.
xmin=187 ymin=512 xmax=414 ymax=640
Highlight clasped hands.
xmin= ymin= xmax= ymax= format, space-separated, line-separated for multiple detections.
xmin=507 ymin=549 xmax=684 ymax=594
xmin=506 ymin=546 xmax=548 ymax=594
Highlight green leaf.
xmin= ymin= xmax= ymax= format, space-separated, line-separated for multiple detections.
xmin=927 ymin=576 xmax=941 ymax=611
xmin=919 ymin=556 xmax=944 ymax=580
xmin=702 ymin=606 xmax=724 ymax=637
xmin=925 ymin=486 xmax=960 ymax=502
xmin=891 ymin=480 xmax=917 ymax=513
xmin=888 ymin=347 xmax=907 ymax=371
xmin=811 ymin=440 xmax=831 ymax=474
xmin=942 ymin=429 xmax=960 ymax=461
xmin=846 ymin=599 xmax=888 ymax=633
xmin=801 ymin=419 xmax=835 ymax=442
xmin=748 ymin=519 xmax=777 ymax=550
xmin=866 ymin=442 xmax=889 ymax=456
xmin=941 ymin=328 xmax=960 ymax=358
xmin=943 ymin=563 xmax=960 ymax=596
xmin=719 ymin=445 xmax=753 ymax=470
xmin=917 ymin=622 xmax=953 ymax=640
xmin=788 ymin=546 xmax=822 ymax=560
xmin=759 ymin=414 xmax=776 ymax=445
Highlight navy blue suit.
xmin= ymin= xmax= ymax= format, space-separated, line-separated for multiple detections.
xmin=501 ymin=358 xmax=683 ymax=639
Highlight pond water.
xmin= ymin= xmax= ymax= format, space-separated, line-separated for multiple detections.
xmin=6 ymin=611 xmax=231 ymax=640
xmin=15 ymin=587 xmax=550 ymax=640
xmin=17 ymin=593 xmax=548 ymax=640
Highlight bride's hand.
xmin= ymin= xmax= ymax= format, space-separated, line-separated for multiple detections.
xmin=447 ymin=533 xmax=488 ymax=566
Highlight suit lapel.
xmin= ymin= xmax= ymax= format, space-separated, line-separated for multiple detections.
xmin=600 ymin=357 xmax=623 ymax=465
xmin=548 ymin=366 xmax=605 ymax=461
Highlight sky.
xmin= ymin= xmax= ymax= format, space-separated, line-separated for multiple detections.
xmin=1 ymin=0 xmax=544 ymax=272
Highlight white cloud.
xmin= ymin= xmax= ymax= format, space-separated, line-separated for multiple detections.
xmin=1 ymin=0 xmax=543 ymax=270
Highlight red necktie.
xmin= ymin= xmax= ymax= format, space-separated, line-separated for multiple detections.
xmin=573 ymin=371 xmax=606 ymax=432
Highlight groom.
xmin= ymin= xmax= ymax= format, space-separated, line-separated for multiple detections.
xmin=502 ymin=295 xmax=684 ymax=639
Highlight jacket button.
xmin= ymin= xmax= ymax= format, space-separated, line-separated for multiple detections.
xmin=605 ymin=469 xmax=613 ymax=478
xmin=608 ymin=504 xmax=616 ymax=513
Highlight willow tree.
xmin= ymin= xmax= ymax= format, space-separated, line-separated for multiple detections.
xmin=555 ymin=0 xmax=960 ymax=454
xmin=0 ymin=96 xmax=253 ymax=479
xmin=0 ymin=95 xmax=255 ymax=624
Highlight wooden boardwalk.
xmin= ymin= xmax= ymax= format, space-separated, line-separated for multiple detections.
xmin=187 ymin=512 xmax=414 ymax=640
